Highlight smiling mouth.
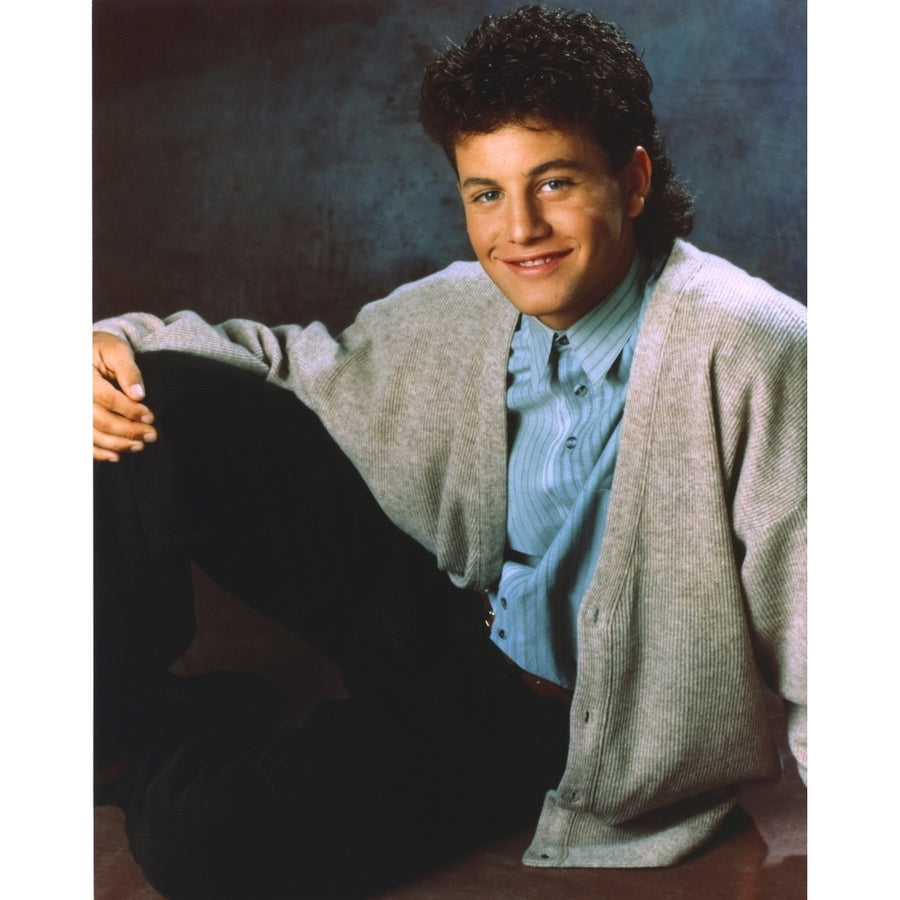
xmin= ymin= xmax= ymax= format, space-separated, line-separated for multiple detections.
xmin=516 ymin=256 xmax=556 ymax=267
xmin=505 ymin=250 xmax=570 ymax=268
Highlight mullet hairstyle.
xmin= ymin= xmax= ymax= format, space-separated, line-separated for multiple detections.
xmin=418 ymin=5 xmax=694 ymax=255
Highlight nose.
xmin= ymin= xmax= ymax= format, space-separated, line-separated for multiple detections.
xmin=507 ymin=193 xmax=551 ymax=243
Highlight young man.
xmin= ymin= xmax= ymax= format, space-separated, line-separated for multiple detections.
xmin=93 ymin=6 xmax=806 ymax=898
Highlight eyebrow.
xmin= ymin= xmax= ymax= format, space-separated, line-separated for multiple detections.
xmin=459 ymin=157 xmax=588 ymax=191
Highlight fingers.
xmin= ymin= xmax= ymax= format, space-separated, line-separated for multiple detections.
xmin=93 ymin=365 xmax=154 ymax=425
xmin=93 ymin=331 xmax=147 ymax=402
xmin=93 ymin=331 xmax=158 ymax=462
xmin=93 ymin=422 xmax=157 ymax=462
xmin=93 ymin=414 xmax=157 ymax=462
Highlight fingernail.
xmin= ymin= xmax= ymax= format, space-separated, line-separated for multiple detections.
xmin=143 ymin=432 xmax=157 ymax=443
xmin=140 ymin=414 xmax=154 ymax=424
xmin=130 ymin=385 xmax=145 ymax=400
xmin=130 ymin=443 xmax=144 ymax=453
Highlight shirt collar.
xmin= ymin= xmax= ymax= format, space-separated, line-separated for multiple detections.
xmin=521 ymin=252 xmax=650 ymax=386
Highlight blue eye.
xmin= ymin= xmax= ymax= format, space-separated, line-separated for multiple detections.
xmin=474 ymin=189 xmax=502 ymax=204
xmin=541 ymin=178 xmax=572 ymax=193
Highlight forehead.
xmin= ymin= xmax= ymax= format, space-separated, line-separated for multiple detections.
xmin=453 ymin=121 xmax=611 ymax=179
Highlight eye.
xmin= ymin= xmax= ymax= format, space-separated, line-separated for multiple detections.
xmin=472 ymin=189 xmax=502 ymax=204
xmin=539 ymin=178 xmax=573 ymax=194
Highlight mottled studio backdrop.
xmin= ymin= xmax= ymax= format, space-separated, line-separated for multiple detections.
xmin=93 ymin=0 xmax=806 ymax=332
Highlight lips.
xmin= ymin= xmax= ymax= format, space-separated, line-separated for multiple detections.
xmin=501 ymin=250 xmax=571 ymax=274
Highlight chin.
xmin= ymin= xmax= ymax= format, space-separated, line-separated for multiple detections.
xmin=506 ymin=293 xmax=573 ymax=320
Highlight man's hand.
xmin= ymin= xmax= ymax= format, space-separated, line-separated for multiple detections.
xmin=93 ymin=331 xmax=157 ymax=462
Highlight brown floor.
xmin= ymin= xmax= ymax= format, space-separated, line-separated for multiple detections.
xmin=95 ymin=568 xmax=806 ymax=898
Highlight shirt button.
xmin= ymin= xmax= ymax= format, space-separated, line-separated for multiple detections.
xmin=565 ymin=436 xmax=577 ymax=450
xmin=497 ymin=629 xmax=507 ymax=639
xmin=574 ymin=384 xmax=588 ymax=396
xmin=499 ymin=596 xmax=508 ymax=609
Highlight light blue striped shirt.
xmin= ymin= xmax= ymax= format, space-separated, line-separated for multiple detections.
xmin=488 ymin=252 xmax=661 ymax=689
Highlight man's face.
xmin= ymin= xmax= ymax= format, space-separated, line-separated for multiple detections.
xmin=455 ymin=121 xmax=650 ymax=331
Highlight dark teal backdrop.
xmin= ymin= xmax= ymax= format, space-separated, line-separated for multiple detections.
xmin=93 ymin=0 xmax=806 ymax=331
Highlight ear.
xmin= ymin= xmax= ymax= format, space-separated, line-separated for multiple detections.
xmin=624 ymin=146 xmax=652 ymax=219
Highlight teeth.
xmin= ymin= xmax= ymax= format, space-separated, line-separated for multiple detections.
xmin=516 ymin=256 xmax=555 ymax=267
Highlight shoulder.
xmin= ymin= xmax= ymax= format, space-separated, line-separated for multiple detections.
xmin=330 ymin=262 xmax=517 ymax=388
xmin=635 ymin=240 xmax=806 ymax=409
xmin=368 ymin=261 xmax=505 ymax=314
xmin=655 ymin=240 xmax=806 ymax=346
xmin=349 ymin=261 xmax=514 ymax=345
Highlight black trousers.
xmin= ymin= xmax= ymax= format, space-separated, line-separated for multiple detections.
xmin=94 ymin=352 xmax=570 ymax=900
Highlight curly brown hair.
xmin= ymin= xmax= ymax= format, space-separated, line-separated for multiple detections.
xmin=418 ymin=5 xmax=693 ymax=255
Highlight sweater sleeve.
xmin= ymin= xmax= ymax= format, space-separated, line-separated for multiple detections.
xmin=93 ymin=309 xmax=348 ymax=408
xmin=94 ymin=264 xmax=515 ymax=587
xmin=725 ymin=299 xmax=807 ymax=784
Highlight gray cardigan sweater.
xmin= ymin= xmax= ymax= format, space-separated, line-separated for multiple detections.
xmin=96 ymin=240 xmax=807 ymax=867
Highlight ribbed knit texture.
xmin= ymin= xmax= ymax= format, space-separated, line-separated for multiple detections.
xmin=95 ymin=239 xmax=807 ymax=867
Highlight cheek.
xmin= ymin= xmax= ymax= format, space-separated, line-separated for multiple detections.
xmin=553 ymin=202 xmax=602 ymax=237
xmin=464 ymin=217 xmax=493 ymax=258
xmin=577 ymin=187 xmax=627 ymax=238
xmin=579 ymin=210 xmax=622 ymax=248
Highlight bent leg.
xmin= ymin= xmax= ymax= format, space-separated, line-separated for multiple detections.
xmin=125 ymin=604 xmax=570 ymax=900
xmin=94 ymin=351 xmax=393 ymax=768
xmin=95 ymin=350 xmax=421 ymax=748
xmin=95 ymin=351 xmax=570 ymax=897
